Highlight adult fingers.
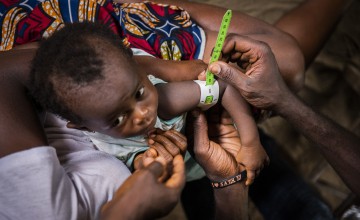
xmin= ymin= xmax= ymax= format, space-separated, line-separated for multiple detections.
xmin=165 ymin=155 xmax=186 ymax=189
xmin=222 ymin=34 xmax=271 ymax=63
xmin=209 ymin=61 xmax=248 ymax=92
xmin=146 ymin=157 xmax=173 ymax=184
xmin=145 ymin=161 xmax=165 ymax=180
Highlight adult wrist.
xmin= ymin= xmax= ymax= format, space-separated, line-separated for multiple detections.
xmin=210 ymin=170 xmax=247 ymax=189
xmin=274 ymin=88 xmax=299 ymax=117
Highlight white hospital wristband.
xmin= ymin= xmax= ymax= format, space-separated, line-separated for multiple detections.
xmin=193 ymin=80 xmax=220 ymax=111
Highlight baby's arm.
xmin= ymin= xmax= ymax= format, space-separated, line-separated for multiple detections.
xmin=156 ymin=81 xmax=223 ymax=120
xmin=221 ymin=84 xmax=269 ymax=185
xmin=157 ymin=78 xmax=240 ymax=120
xmin=134 ymin=56 xmax=207 ymax=82
xmin=156 ymin=78 xmax=269 ymax=185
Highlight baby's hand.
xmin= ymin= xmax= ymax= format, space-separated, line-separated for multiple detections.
xmin=141 ymin=129 xmax=187 ymax=181
xmin=236 ymin=143 xmax=269 ymax=185
xmin=133 ymin=149 xmax=159 ymax=171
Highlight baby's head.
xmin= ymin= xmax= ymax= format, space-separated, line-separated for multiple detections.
xmin=30 ymin=22 xmax=158 ymax=138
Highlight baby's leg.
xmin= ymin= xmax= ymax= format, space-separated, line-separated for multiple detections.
xmin=274 ymin=0 xmax=353 ymax=67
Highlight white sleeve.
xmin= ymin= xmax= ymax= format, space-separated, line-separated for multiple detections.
xmin=131 ymin=48 xmax=155 ymax=57
xmin=0 ymin=146 xmax=131 ymax=220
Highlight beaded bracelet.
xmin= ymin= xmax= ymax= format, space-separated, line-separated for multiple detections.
xmin=211 ymin=170 xmax=247 ymax=189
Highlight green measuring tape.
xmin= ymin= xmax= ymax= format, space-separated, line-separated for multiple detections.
xmin=205 ymin=9 xmax=232 ymax=86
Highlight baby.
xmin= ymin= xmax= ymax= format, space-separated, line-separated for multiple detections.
xmin=30 ymin=22 xmax=268 ymax=184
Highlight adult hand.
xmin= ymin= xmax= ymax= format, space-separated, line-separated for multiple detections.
xmin=186 ymin=107 xmax=243 ymax=182
xmin=187 ymin=107 xmax=249 ymax=219
xmin=209 ymin=34 xmax=293 ymax=112
xmin=101 ymin=155 xmax=185 ymax=220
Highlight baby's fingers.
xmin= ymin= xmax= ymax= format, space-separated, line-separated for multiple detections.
xmin=245 ymin=169 xmax=256 ymax=186
xmin=142 ymin=148 xmax=159 ymax=167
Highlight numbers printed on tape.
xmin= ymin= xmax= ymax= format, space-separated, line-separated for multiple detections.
xmin=206 ymin=9 xmax=232 ymax=86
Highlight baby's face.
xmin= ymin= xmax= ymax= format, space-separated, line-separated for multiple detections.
xmin=72 ymin=60 xmax=158 ymax=138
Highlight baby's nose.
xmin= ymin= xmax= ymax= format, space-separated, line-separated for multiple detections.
xmin=133 ymin=107 xmax=149 ymax=125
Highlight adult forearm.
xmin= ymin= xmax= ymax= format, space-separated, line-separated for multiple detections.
xmin=140 ymin=0 xmax=304 ymax=91
xmin=0 ymin=49 xmax=47 ymax=157
xmin=213 ymin=183 xmax=248 ymax=220
xmin=277 ymin=92 xmax=360 ymax=196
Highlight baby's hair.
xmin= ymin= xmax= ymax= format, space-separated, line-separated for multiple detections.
xmin=30 ymin=22 xmax=133 ymax=124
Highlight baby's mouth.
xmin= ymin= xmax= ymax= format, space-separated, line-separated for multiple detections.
xmin=143 ymin=115 xmax=157 ymax=136
xmin=148 ymin=116 xmax=157 ymax=130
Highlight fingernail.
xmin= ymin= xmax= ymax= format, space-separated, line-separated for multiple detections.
xmin=210 ymin=64 xmax=220 ymax=74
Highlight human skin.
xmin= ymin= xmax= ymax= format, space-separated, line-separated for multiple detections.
xmin=12 ymin=38 xmax=266 ymax=186
xmin=208 ymin=34 xmax=360 ymax=197
xmin=186 ymin=108 xmax=249 ymax=220
xmin=274 ymin=0 xmax=354 ymax=67
xmin=36 ymin=23 xmax=267 ymax=185
xmin=0 ymin=49 xmax=47 ymax=156
xmin=154 ymin=77 xmax=269 ymax=185
xmin=101 ymin=155 xmax=186 ymax=220
xmin=132 ymin=0 xmax=355 ymax=93
xmin=0 ymin=49 xmax=186 ymax=219
xmin=0 ymin=47 xmax=251 ymax=220
xmin=119 ymin=0 xmax=305 ymax=91
xmin=142 ymin=106 xmax=251 ymax=219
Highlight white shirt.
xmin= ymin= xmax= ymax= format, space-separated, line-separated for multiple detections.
xmin=0 ymin=113 xmax=131 ymax=220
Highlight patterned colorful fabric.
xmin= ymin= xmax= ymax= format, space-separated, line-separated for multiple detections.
xmin=0 ymin=0 xmax=205 ymax=60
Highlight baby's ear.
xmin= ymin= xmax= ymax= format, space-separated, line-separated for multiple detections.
xmin=66 ymin=121 xmax=93 ymax=132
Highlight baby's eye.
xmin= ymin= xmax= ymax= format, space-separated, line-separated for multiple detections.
xmin=136 ymin=86 xmax=145 ymax=99
xmin=111 ymin=115 xmax=125 ymax=128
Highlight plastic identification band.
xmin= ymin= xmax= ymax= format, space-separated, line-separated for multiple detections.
xmin=194 ymin=80 xmax=219 ymax=111
xmin=206 ymin=9 xmax=232 ymax=86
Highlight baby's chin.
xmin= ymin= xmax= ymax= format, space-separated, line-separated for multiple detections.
xmin=145 ymin=119 xmax=157 ymax=136
xmin=146 ymin=128 xmax=157 ymax=137
xmin=135 ymin=117 xmax=157 ymax=137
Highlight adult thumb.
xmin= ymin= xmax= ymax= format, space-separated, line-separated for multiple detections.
xmin=145 ymin=161 xmax=165 ymax=179
xmin=209 ymin=61 xmax=246 ymax=90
